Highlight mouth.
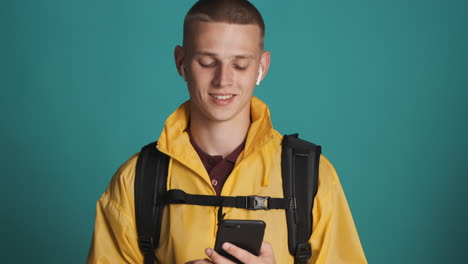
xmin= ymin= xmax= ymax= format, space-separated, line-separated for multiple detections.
xmin=209 ymin=94 xmax=235 ymax=100
xmin=208 ymin=93 xmax=236 ymax=105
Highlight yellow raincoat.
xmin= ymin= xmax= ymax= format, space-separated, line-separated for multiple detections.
xmin=87 ymin=97 xmax=367 ymax=263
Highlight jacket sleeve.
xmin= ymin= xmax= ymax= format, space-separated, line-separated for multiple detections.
xmin=309 ymin=156 xmax=367 ymax=264
xmin=87 ymin=154 xmax=143 ymax=264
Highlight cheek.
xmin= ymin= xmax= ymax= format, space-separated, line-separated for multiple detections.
xmin=187 ymin=85 xmax=204 ymax=102
xmin=187 ymin=70 xmax=209 ymax=91
xmin=237 ymin=71 xmax=257 ymax=88
xmin=190 ymin=69 xmax=214 ymax=85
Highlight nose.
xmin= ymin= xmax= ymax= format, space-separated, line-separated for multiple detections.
xmin=212 ymin=63 xmax=233 ymax=87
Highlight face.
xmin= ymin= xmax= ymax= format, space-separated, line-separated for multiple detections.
xmin=175 ymin=21 xmax=270 ymax=124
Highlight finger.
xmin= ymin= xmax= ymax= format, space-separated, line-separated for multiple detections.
xmin=259 ymin=241 xmax=275 ymax=257
xmin=205 ymin=248 xmax=236 ymax=264
xmin=221 ymin=242 xmax=255 ymax=263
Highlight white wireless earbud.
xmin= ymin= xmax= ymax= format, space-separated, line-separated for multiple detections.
xmin=180 ymin=64 xmax=186 ymax=81
xmin=256 ymin=67 xmax=263 ymax=85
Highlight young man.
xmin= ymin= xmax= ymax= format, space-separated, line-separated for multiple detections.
xmin=87 ymin=0 xmax=367 ymax=263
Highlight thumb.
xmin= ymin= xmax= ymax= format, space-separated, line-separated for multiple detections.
xmin=260 ymin=241 xmax=274 ymax=256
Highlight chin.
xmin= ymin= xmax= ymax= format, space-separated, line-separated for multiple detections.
xmin=207 ymin=113 xmax=236 ymax=122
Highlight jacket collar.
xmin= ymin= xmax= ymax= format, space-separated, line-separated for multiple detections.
xmin=157 ymin=96 xmax=274 ymax=176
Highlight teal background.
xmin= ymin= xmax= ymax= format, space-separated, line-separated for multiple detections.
xmin=1 ymin=0 xmax=467 ymax=263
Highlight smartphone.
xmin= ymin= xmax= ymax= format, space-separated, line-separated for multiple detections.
xmin=214 ymin=219 xmax=266 ymax=264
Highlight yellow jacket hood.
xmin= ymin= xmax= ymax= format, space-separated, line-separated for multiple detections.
xmin=157 ymin=96 xmax=277 ymax=188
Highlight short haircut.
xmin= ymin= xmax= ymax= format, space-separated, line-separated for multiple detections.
xmin=183 ymin=0 xmax=265 ymax=49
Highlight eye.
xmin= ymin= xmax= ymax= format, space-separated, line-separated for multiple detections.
xmin=233 ymin=64 xmax=248 ymax=70
xmin=199 ymin=58 xmax=217 ymax=67
xmin=233 ymin=59 xmax=249 ymax=70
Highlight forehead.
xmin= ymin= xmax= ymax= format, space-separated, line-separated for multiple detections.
xmin=186 ymin=21 xmax=262 ymax=57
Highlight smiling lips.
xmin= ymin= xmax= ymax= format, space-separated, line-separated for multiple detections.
xmin=209 ymin=93 xmax=236 ymax=105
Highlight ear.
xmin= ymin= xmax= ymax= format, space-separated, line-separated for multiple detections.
xmin=257 ymin=50 xmax=271 ymax=84
xmin=174 ymin=45 xmax=185 ymax=79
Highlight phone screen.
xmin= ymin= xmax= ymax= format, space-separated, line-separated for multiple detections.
xmin=214 ymin=219 xmax=266 ymax=264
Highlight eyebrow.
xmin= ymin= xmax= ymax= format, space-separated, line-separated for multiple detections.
xmin=194 ymin=51 xmax=255 ymax=59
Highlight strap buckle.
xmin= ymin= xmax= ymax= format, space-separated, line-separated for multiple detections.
xmin=295 ymin=243 xmax=312 ymax=263
xmin=289 ymin=197 xmax=297 ymax=210
xmin=138 ymin=235 xmax=155 ymax=254
xmin=247 ymin=196 xmax=270 ymax=210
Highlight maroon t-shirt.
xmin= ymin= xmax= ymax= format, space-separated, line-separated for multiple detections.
xmin=188 ymin=131 xmax=246 ymax=195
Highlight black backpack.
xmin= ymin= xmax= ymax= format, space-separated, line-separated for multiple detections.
xmin=135 ymin=134 xmax=321 ymax=264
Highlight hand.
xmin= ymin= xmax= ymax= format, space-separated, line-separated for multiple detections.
xmin=204 ymin=241 xmax=276 ymax=264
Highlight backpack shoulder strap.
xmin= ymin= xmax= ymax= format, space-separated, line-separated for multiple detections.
xmin=135 ymin=141 xmax=169 ymax=264
xmin=282 ymin=134 xmax=321 ymax=264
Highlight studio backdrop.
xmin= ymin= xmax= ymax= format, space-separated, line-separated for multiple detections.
xmin=1 ymin=0 xmax=467 ymax=263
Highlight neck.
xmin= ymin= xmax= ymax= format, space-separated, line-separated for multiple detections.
xmin=190 ymin=112 xmax=250 ymax=158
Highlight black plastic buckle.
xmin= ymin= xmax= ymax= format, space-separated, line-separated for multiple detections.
xmin=247 ymin=196 xmax=270 ymax=210
xmin=289 ymin=197 xmax=297 ymax=210
xmin=138 ymin=235 xmax=155 ymax=254
xmin=295 ymin=243 xmax=312 ymax=263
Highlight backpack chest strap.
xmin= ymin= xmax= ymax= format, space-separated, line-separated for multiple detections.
xmin=165 ymin=189 xmax=295 ymax=210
